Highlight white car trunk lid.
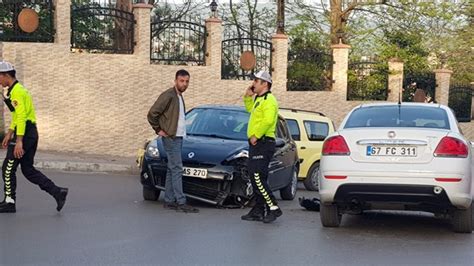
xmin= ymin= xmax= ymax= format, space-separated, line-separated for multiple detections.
xmin=341 ymin=128 xmax=449 ymax=164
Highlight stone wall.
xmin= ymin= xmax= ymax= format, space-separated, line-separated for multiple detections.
xmin=0 ymin=0 xmax=472 ymax=157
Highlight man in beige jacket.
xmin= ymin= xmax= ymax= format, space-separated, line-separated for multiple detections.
xmin=147 ymin=69 xmax=198 ymax=213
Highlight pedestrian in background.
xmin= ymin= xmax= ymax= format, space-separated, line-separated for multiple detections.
xmin=147 ymin=69 xmax=199 ymax=213
xmin=241 ymin=70 xmax=282 ymax=223
xmin=0 ymin=61 xmax=68 ymax=213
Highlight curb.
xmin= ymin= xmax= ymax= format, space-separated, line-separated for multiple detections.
xmin=33 ymin=160 xmax=139 ymax=175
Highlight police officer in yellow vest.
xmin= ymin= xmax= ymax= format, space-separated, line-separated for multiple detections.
xmin=0 ymin=61 xmax=68 ymax=213
xmin=241 ymin=70 xmax=282 ymax=223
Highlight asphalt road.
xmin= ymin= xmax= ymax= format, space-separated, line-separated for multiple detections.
xmin=1 ymin=171 xmax=473 ymax=265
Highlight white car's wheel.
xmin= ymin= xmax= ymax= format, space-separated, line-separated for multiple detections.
xmin=452 ymin=204 xmax=472 ymax=233
xmin=320 ymin=204 xmax=342 ymax=227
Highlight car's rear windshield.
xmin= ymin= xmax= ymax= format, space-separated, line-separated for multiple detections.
xmin=344 ymin=105 xmax=450 ymax=129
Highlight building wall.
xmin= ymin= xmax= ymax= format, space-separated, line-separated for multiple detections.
xmin=1 ymin=2 xmax=472 ymax=157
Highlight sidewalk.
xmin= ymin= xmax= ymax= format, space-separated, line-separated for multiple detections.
xmin=0 ymin=149 xmax=139 ymax=175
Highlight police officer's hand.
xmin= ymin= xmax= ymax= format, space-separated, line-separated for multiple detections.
xmin=158 ymin=130 xmax=169 ymax=137
xmin=250 ymin=136 xmax=258 ymax=146
xmin=2 ymin=130 xmax=13 ymax=149
xmin=14 ymin=140 xmax=24 ymax=159
xmin=245 ymin=84 xmax=255 ymax=97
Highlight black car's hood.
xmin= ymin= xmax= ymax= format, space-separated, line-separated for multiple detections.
xmin=158 ymin=136 xmax=248 ymax=164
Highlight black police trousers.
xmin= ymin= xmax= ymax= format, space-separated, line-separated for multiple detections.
xmin=2 ymin=122 xmax=60 ymax=201
xmin=248 ymin=138 xmax=278 ymax=208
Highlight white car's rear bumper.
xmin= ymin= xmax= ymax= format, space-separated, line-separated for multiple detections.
xmin=320 ymin=156 xmax=472 ymax=209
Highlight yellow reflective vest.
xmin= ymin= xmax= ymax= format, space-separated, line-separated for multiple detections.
xmin=7 ymin=82 xmax=37 ymax=136
xmin=244 ymin=91 xmax=279 ymax=139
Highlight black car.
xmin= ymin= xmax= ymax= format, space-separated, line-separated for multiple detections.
xmin=139 ymin=105 xmax=299 ymax=207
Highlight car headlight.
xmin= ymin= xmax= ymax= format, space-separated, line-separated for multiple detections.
xmin=146 ymin=143 xmax=160 ymax=158
xmin=229 ymin=150 xmax=249 ymax=160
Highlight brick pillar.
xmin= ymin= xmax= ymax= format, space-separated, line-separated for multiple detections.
xmin=205 ymin=18 xmax=222 ymax=77
xmin=271 ymin=33 xmax=288 ymax=94
xmin=55 ymin=0 xmax=71 ymax=45
xmin=133 ymin=3 xmax=153 ymax=60
xmin=434 ymin=69 xmax=453 ymax=106
xmin=387 ymin=58 xmax=404 ymax=102
xmin=330 ymin=43 xmax=351 ymax=96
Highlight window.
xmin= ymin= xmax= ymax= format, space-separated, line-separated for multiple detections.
xmin=344 ymin=106 xmax=450 ymax=129
xmin=304 ymin=121 xmax=329 ymax=141
xmin=276 ymin=118 xmax=290 ymax=140
xmin=286 ymin=119 xmax=301 ymax=141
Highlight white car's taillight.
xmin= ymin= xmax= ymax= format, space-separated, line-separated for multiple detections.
xmin=434 ymin=136 xmax=468 ymax=158
xmin=322 ymin=135 xmax=350 ymax=155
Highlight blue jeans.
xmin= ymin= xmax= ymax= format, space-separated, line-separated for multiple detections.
xmin=162 ymin=137 xmax=186 ymax=205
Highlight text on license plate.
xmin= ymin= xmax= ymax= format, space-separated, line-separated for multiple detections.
xmin=366 ymin=145 xmax=417 ymax=157
xmin=183 ymin=167 xmax=208 ymax=178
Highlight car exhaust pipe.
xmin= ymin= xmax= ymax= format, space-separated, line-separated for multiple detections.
xmin=433 ymin=186 xmax=443 ymax=195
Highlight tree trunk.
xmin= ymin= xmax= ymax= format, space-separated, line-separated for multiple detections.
xmin=115 ymin=0 xmax=132 ymax=52
xmin=330 ymin=0 xmax=344 ymax=44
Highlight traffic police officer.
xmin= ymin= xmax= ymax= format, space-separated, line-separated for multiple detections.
xmin=0 ymin=61 xmax=68 ymax=213
xmin=241 ymin=70 xmax=282 ymax=223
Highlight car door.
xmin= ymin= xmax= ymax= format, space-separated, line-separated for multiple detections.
xmin=268 ymin=118 xmax=295 ymax=189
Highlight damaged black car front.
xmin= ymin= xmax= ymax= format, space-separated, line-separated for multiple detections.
xmin=139 ymin=105 xmax=299 ymax=207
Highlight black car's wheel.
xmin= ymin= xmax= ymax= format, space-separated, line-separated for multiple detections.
xmin=320 ymin=204 xmax=342 ymax=227
xmin=303 ymin=162 xmax=320 ymax=191
xmin=280 ymin=167 xmax=298 ymax=200
xmin=452 ymin=204 xmax=472 ymax=233
xmin=143 ymin=186 xmax=160 ymax=201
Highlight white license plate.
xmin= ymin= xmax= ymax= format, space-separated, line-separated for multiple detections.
xmin=366 ymin=145 xmax=417 ymax=157
xmin=183 ymin=167 xmax=208 ymax=178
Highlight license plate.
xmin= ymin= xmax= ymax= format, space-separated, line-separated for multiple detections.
xmin=183 ymin=167 xmax=208 ymax=178
xmin=366 ymin=145 xmax=417 ymax=157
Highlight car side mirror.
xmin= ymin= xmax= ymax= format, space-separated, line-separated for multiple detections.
xmin=275 ymin=138 xmax=285 ymax=148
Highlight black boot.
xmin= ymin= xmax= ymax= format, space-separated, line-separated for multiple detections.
xmin=54 ymin=187 xmax=68 ymax=212
xmin=263 ymin=207 xmax=282 ymax=223
xmin=0 ymin=201 xmax=16 ymax=213
xmin=241 ymin=204 xmax=265 ymax=221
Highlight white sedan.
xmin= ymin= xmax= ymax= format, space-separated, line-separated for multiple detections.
xmin=319 ymin=103 xmax=472 ymax=233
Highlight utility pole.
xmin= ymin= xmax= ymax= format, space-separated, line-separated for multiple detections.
xmin=276 ymin=0 xmax=285 ymax=34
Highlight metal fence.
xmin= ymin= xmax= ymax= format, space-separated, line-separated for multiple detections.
xmin=71 ymin=4 xmax=135 ymax=54
xmin=347 ymin=59 xmax=389 ymax=101
xmin=403 ymin=71 xmax=436 ymax=102
xmin=0 ymin=0 xmax=54 ymax=42
xmin=150 ymin=17 xmax=206 ymax=65
xmin=449 ymin=82 xmax=473 ymax=122
xmin=287 ymin=49 xmax=332 ymax=91
xmin=221 ymin=33 xmax=272 ymax=80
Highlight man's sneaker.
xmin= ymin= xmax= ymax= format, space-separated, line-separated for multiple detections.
xmin=163 ymin=202 xmax=178 ymax=210
xmin=177 ymin=204 xmax=199 ymax=213
xmin=241 ymin=205 xmax=264 ymax=221
xmin=0 ymin=201 xmax=16 ymax=213
xmin=263 ymin=208 xmax=282 ymax=223
xmin=55 ymin=187 xmax=68 ymax=212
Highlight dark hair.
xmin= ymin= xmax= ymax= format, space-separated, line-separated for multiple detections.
xmin=1 ymin=70 xmax=16 ymax=78
xmin=175 ymin=69 xmax=190 ymax=79
xmin=268 ymin=82 xmax=272 ymax=90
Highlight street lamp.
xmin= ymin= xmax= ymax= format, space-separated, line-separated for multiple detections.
xmin=336 ymin=29 xmax=345 ymax=44
xmin=210 ymin=0 xmax=218 ymax=18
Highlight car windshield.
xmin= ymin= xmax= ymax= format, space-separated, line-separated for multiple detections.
xmin=186 ymin=108 xmax=249 ymax=140
xmin=344 ymin=105 xmax=450 ymax=129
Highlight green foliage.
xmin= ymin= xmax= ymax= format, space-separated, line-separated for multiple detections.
xmin=347 ymin=61 xmax=389 ymax=101
xmin=287 ymin=22 xmax=332 ymax=91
